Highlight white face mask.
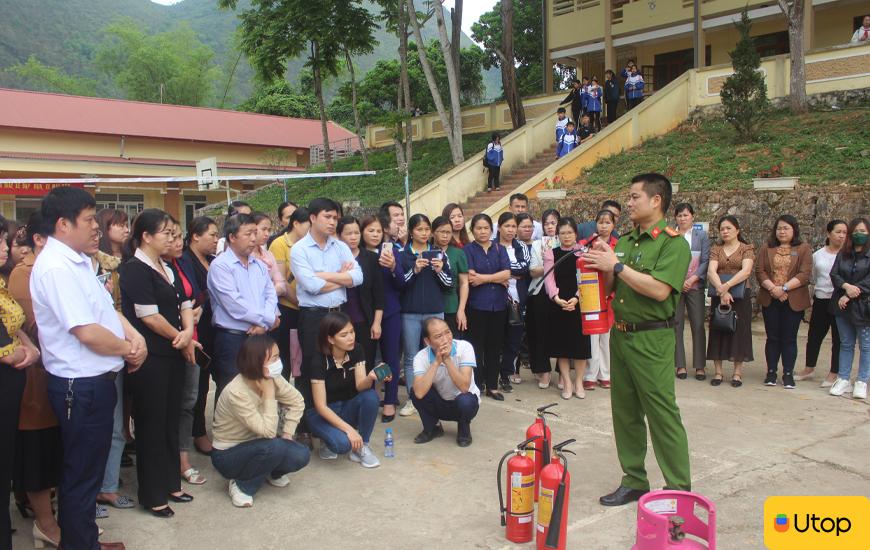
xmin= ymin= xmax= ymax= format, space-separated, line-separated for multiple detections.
xmin=266 ymin=358 xmax=283 ymax=379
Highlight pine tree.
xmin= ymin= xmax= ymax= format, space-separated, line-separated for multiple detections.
xmin=720 ymin=8 xmax=769 ymax=142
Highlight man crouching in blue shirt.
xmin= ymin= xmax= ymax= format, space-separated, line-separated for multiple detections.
xmin=411 ymin=318 xmax=480 ymax=447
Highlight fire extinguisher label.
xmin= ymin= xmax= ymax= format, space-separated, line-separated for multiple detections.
xmin=538 ymin=487 xmax=555 ymax=527
xmin=578 ymin=272 xmax=603 ymax=313
xmin=510 ymin=473 xmax=535 ymax=515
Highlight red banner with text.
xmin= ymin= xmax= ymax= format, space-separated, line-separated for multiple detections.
xmin=0 ymin=183 xmax=85 ymax=196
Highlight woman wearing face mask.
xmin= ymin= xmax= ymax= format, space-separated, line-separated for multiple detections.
xmin=211 ymin=334 xmax=309 ymax=508
xmin=581 ymin=210 xmax=619 ymax=391
xmin=828 ymin=217 xmax=870 ymax=401
xmin=119 ymin=209 xmax=198 ymax=518
xmin=796 ymin=219 xmax=848 ymax=386
xmin=527 ymin=209 xmax=560 ymax=388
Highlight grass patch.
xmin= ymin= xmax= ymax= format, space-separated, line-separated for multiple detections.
xmin=242 ymin=132 xmax=495 ymax=213
xmin=574 ymin=106 xmax=870 ymax=193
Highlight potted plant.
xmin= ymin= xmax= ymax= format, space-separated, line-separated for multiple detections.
xmin=537 ymin=175 xmax=567 ymax=200
xmin=752 ymin=163 xmax=798 ymax=190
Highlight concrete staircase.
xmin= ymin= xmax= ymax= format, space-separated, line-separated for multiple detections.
xmin=459 ymin=145 xmax=558 ymax=215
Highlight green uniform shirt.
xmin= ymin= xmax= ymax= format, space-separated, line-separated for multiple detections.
xmin=612 ymin=218 xmax=690 ymax=323
xmin=443 ymin=245 xmax=468 ymax=314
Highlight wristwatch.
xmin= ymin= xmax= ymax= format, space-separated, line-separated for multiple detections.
xmin=614 ymin=262 xmax=625 ymax=276
xmin=782 ymin=284 xmax=789 ymax=293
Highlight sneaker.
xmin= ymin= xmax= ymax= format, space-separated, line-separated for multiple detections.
xmin=228 ymin=480 xmax=253 ymax=508
xmin=829 ymin=378 xmax=852 ymax=396
xmin=267 ymin=474 xmax=290 ymax=488
xmin=399 ymin=400 xmax=417 ymax=417
xmin=319 ymin=445 xmax=338 ymax=460
xmin=349 ymin=445 xmax=380 ymax=468
xmin=763 ymin=372 xmax=777 ymax=386
xmin=499 ymin=379 xmax=513 ymax=393
xmin=95 ymin=504 xmax=109 ymax=519
xmin=782 ymin=374 xmax=795 ymax=389
xmin=853 ymin=381 xmax=867 ymax=400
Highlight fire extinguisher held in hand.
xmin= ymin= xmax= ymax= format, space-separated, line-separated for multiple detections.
xmin=537 ymin=439 xmax=576 ymax=550
xmin=497 ymin=436 xmax=541 ymax=543
xmin=576 ymin=234 xmax=610 ymax=335
xmin=526 ymin=403 xmax=558 ymax=502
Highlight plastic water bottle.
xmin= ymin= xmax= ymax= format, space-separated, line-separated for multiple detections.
xmin=384 ymin=428 xmax=395 ymax=458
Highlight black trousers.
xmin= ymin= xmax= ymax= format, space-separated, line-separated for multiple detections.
xmin=526 ymin=291 xmax=552 ymax=374
xmin=130 ymin=354 xmax=184 ymax=508
xmin=762 ymin=301 xmax=804 ymax=375
xmin=192 ymin=327 xmax=214 ymax=439
xmin=0 ymin=367 xmax=25 ymax=550
xmin=466 ymin=308 xmax=507 ymax=390
xmin=805 ymin=297 xmax=840 ymax=373
xmin=273 ymin=303 xmax=297 ymax=379
xmin=501 ymin=322 xmax=525 ymax=380
xmin=47 ymin=373 xmax=115 ymax=550
xmin=487 ymin=166 xmax=501 ymax=190
xmin=588 ymin=110 xmax=601 ymax=132
xmin=627 ymin=97 xmax=643 ymax=110
xmin=571 ymin=106 xmax=581 ymax=126
xmin=297 ymin=307 xmax=336 ymax=431
xmin=445 ymin=312 xmax=464 ymax=340
xmin=353 ymin=320 xmax=377 ymax=371
xmin=605 ymin=100 xmax=620 ymax=124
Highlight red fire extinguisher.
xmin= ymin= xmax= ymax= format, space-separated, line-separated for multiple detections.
xmin=497 ymin=436 xmax=541 ymax=543
xmin=576 ymin=235 xmax=610 ymax=335
xmin=537 ymin=439 xmax=576 ymax=550
xmin=526 ymin=403 xmax=558 ymax=502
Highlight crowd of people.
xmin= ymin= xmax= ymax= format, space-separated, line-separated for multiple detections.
xmin=0 ymin=180 xmax=868 ymax=549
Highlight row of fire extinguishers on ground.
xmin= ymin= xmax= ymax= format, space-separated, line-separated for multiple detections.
xmin=497 ymin=403 xmax=572 ymax=549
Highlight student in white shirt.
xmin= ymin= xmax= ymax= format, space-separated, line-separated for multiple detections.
xmin=851 ymin=15 xmax=870 ymax=43
xmin=31 ymin=187 xmax=146 ymax=550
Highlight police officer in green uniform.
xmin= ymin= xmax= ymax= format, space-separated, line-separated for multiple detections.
xmin=584 ymin=173 xmax=692 ymax=506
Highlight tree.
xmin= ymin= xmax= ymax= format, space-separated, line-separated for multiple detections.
xmin=720 ymin=8 xmax=769 ymax=142
xmin=221 ymin=1 xmax=377 ymax=172
xmin=95 ymin=19 xmax=222 ymax=106
xmin=238 ymin=80 xmax=320 ymax=118
xmin=471 ymin=0 xmax=546 ymax=97
xmin=777 ymin=0 xmax=808 ymax=113
xmin=6 ymin=55 xmax=98 ymax=96
xmin=407 ymin=0 xmax=463 ymax=166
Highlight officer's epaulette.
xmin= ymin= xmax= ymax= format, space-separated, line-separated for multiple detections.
xmin=664 ymin=226 xmax=680 ymax=237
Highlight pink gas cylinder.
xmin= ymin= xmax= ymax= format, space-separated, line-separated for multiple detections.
xmin=632 ymin=490 xmax=716 ymax=550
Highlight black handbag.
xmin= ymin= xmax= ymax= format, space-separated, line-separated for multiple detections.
xmin=507 ymin=299 xmax=524 ymax=326
xmin=711 ymin=304 xmax=737 ymax=333
xmin=708 ymin=273 xmax=746 ymax=300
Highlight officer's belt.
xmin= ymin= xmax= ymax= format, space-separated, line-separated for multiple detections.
xmin=613 ymin=318 xmax=675 ymax=333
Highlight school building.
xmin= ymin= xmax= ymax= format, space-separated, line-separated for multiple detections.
xmin=545 ymin=0 xmax=870 ymax=92
xmin=0 ymin=88 xmax=357 ymax=226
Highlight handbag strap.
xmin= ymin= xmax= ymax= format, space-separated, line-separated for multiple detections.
xmin=529 ymin=245 xmax=577 ymax=296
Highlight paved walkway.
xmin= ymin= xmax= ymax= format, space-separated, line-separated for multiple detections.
xmin=10 ymin=321 xmax=869 ymax=549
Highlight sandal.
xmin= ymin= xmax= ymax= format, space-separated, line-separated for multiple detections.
xmin=676 ymin=368 xmax=688 ymax=380
xmin=710 ymin=375 xmax=723 ymax=387
xmin=694 ymin=369 xmax=707 ymax=381
xmin=97 ymin=494 xmax=135 ymax=509
xmin=182 ymin=468 xmax=207 ymax=485
xmin=509 ymin=374 xmax=522 ymax=385
xmin=731 ymin=374 xmax=743 ymax=388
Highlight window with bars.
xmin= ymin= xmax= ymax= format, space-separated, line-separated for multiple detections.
xmin=95 ymin=193 xmax=144 ymax=218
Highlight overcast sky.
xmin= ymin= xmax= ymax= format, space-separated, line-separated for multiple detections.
xmin=150 ymin=0 xmax=497 ymax=37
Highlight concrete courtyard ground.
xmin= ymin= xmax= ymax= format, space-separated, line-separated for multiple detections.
xmin=10 ymin=320 xmax=869 ymax=549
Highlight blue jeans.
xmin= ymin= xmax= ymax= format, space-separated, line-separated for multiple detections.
xmin=401 ymin=312 xmax=443 ymax=390
xmin=835 ymin=317 xmax=870 ymax=384
xmin=212 ymin=438 xmax=310 ymax=496
xmin=47 ymin=374 xmax=117 ymax=550
xmin=100 ymin=370 xmax=126 ymax=493
xmin=411 ymin=388 xmax=479 ymax=439
xmin=214 ymin=330 xmax=247 ymax=401
xmin=305 ymin=389 xmax=379 ymax=453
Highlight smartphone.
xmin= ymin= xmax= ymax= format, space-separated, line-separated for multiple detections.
xmin=372 ymin=363 xmax=392 ymax=382
xmin=194 ymin=347 xmax=212 ymax=370
xmin=380 ymin=242 xmax=393 ymax=256
xmin=96 ymin=272 xmax=111 ymax=286
xmin=421 ymin=250 xmax=442 ymax=262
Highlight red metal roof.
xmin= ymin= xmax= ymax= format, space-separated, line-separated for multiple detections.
xmin=0 ymin=88 xmax=358 ymax=150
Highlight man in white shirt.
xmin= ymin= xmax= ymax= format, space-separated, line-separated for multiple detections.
xmin=851 ymin=15 xmax=870 ymax=43
xmin=411 ymin=318 xmax=480 ymax=447
xmin=493 ymin=193 xmax=543 ymax=240
xmin=31 ymin=187 xmax=146 ymax=550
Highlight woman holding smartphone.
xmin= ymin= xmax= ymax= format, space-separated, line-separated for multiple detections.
xmin=338 ymin=216 xmax=384 ymax=371
xmin=399 ymin=214 xmax=452 ymax=416
xmin=361 ymin=215 xmax=405 ymax=422
xmin=304 ymin=312 xmax=383 ymax=467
